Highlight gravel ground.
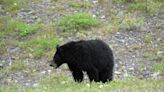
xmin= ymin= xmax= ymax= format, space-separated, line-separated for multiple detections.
xmin=0 ymin=0 xmax=163 ymax=88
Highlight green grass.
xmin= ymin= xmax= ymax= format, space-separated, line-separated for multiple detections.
xmin=16 ymin=22 xmax=42 ymax=37
xmin=113 ymin=0 xmax=163 ymax=15
xmin=69 ymin=2 xmax=91 ymax=8
xmin=0 ymin=16 xmax=42 ymax=37
xmin=0 ymin=60 xmax=27 ymax=76
xmin=0 ymin=16 xmax=42 ymax=54
xmin=108 ymin=12 xmax=144 ymax=31
xmin=0 ymin=75 xmax=163 ymax=92
xmin=0 ymin=0 xmax=26 ymax=14
xmin=119 ymin=13 xmax=144 ymax=30
xmin=56 ymin=13 xmax=101 ymax=32
xmin=18 ymin=34 xmax=61 ymax=58
xmin=153 ymin=51 xmax=164 ymax=73
xmin=153 ymin=63 xmax=164 ymax=73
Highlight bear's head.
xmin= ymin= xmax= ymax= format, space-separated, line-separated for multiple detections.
xmin=49 ymin=45 xmax=65 ymax=68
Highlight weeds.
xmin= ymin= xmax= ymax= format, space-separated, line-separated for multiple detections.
xmin=0 ymin=0 xmax=26 ymax=14
xmin=113 ymin=0 xmax=163 ymax=15
xmin=69 ymin=2 xmax=91 ymax=8
xmin=16 ymin=22 xmax=42 ymax=37
xmin=153 ymin=62 xmax=164 ymax=73
xmin=56 ymin=13 xmax=100 ymax=32
xmin=109 ymin=12 xmax=144 ymax=31
xmin=0 ymin=75 xmax=163 ymax=92
xmin=18 ymin=35 xmax=61 ymax=58
xmin=0 ymin=60 xmax=27 ymax=76
xmin=0 ymin=16 xmax=41 ymax=37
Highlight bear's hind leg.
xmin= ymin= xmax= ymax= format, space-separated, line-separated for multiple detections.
xmin=99 ymin=67 xmax=113 ymax=83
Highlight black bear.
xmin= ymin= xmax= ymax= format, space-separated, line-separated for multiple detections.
xmin=50 ymin=39 xmax=114 ymax=83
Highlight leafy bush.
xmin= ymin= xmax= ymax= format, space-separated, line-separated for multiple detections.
xmin=56 ymin=13 xmax=100 ymax=32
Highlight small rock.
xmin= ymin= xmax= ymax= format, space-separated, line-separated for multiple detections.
xmin=129 ymin=67 xmax=134 ymax=71
xmin=41 ymin=71 xmax=46 ymax=74
xmin=99 ymin=85 xmax=103 ymax=88
xmin=47 ymin=70 xmax=52 ymax=73
xmin=33 ymin=83 xmax=40 ymax=88
xmin=61 ymin=81 xmax=67 ymax=84
xmin=86 ymin=83 xmax=90 ymax=87
xmin=93 ymin=0 xmax=98 ymax=4
xmin=115 ymin=71 xmax=121 ymax=75
xmin=15 ymin=80 xmax=18 ymax=83
xmin=25 ymin=83 xmax=30 ymax=86
xmin=116 ymin=11 xmax=124 ymax=18
xmin=92 ymin=14 xmax=96 ymax=18
xmin=0 ymin=63 xmax=3 ymax=68
xmin=151 ymin=72 xmax=160 ymax=79
xmin=9 ymin=47 xmax=20 ymax=53
xmin=100 ymin=15 xmax=105 ymax=19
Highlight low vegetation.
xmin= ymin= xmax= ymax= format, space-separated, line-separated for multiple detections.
xmin=18 ymin=35 xmax=61 ymax=58
xmin=0 ymin=0 xmax=163 ymax=92
xmin=69 ymin=1 xmax=92 ymax=8
xmin=0 ymin=75 xmax=163 ymax=92
xmin=56 ymin=13 xmax=101 ymax=32
xmin=0 ymin=0 xmax=26 ymax=14
xmin=107 ymin=12 xmax=144 ymax=32
xmin=113 ymin=0 xmax=163 ymax=15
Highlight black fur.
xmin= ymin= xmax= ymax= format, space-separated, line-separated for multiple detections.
xmin=50 ymin=39 xmax=114 ymax=83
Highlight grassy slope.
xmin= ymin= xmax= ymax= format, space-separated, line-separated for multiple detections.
xmin=0 ymin=74 xmax=163 ymax=92
xmin=0 ymin=0 xmax=163 ymax=91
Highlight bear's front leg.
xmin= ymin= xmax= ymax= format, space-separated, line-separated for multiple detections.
xmin=87 ymin=68 xmax=99 ymax=82
xmin=72 ymin=70 xmax=84 ymax=82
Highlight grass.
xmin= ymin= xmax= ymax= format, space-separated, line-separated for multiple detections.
xmin=16 ymin=22 xmax=42 ymax=37
xmin=0 ymin=0 xmax=26 ymax=14
xmin=108 ymin=12 xmax=144 ymax=31
xmin=0 ymin=16 xmax=42 ymax=54
xmin=113 ymin=0 xmax=163 ymax=15
xmin=153 ymin=63 xmax=164 ymax=73
xmin=69 ymin=1 xmax=91 ymax=8
xmin=153 ymin=51 xmax=164 ymax=73
xmin=0 ymin=75 xmax=163 ymax=92
xmin=56 ymin=13 xmax=101 ymax=32
xmin=0 ymin=16 xmax=61 ymax=58
xmin=18 ymin=28 xmax=61 ymax=59
xmin=0 ymin=60 xmax=27 ymax=76
xmin=119 ymin=13 xmax=144 ymax=30
xmin=0 ymin=16 xmax=42 ymax=37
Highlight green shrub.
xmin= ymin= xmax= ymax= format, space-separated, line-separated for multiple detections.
xmin=56 ymin=13 xmax=100 ymax=32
